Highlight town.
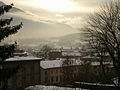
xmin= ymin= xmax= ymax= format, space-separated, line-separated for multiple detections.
xmin=4 ymin=44 xmax=114 ymax=90
xmin=0 ymin=0 xmax=120 ymax=90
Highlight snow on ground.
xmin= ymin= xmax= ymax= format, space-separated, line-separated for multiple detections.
xmin=25 ymin=85 xmax=89 ymax=90
xmin=75 ymin=82 xmax=115 ymax=86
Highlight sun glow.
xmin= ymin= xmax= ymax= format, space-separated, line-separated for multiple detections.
xmin=34 ymin=0 xmax=76 ymax=12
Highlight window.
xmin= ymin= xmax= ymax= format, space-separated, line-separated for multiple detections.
xmin=56 ymin=76 xmax=58 ymax=82
xmin=51 ymin=77 xmax=54 ymax=83
xmin=51 ymin=70 xmax=53 ymax=74
xmin=45 ymin=77 xmax=48 ymax=83
xmin=45 ymin=71 xmax=47 ymax=75
xmin=60 ymin=76 xmax=62 ymax=82
xmin=60 ymin=69 xmax=63 ymax=73
xmin=56 ymin=70 xmax=58 ymax=73
xmin=73 ymin=74 xmax=74 ymax=78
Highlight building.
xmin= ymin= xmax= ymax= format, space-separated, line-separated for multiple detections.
xmin=5 ymin=56 xmax=42 ymax=90
xmin=47 ymin=50 xmax=62 ymax=60
xmin=13 ymin=49 xmax=28 ymax=57
xmin=40 ymin=59 xmax=82 ymax=85
xmin=47 ymin=49 xmax=81 ymax=60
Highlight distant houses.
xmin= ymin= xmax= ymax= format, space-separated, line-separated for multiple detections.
xmin=47 ymin=49 xmax=81 ymax=60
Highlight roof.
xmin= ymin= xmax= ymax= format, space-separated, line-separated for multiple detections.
xmin=62 ymin=52 xmax=81 ymax=56
xmin=49 ymin=49 xmax=80 ymax=52
xmin=91 ymin=62 xmax=100 ymax=66
xmin=91 ymin=61 xmax=113 ymax=66
xmin=13 ymin=51 xmax=28 ymax=56
xmin=6 ymin=56 xmax=42 ymax=62
xmin=40 ymin=60 xmax=62 ymax=69
xmin=82 ymin=55 xmax=100 ymax=59
xmin=40 ymin=59 xmax=82 ymax=69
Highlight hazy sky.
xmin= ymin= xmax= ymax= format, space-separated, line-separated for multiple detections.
xmin=1 ymin=0 xmax=112 ymax=38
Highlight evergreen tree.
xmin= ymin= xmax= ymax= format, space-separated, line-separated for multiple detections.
xmin=0 ymin=3 xmax=23 ymax=89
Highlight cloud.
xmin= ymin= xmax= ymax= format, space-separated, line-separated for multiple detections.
xmin=8 ymin=12 xmax=41 ymax=22
xmin=8 ymin=11 xmax=58 ymax=24
xmin=3 ymin=0 xmax=95 ymax=31
xmin=69 ymin=0 xmax=112 ymax=13
xmin=1 ymin=0 xmax=112 ymax=39
xmin=4 ymin=11 xmax=79 ymax=39
xmin=8 ymin=10 xmax=85 ymax=29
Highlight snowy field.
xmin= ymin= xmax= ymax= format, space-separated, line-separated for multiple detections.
xmin=25 ymin=85 xmax=89 ymax=90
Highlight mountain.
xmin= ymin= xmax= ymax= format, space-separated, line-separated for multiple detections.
xmin=9 ymin=7 xmax=24 ymax=12
xmin=51 ymin=33 xmax=85 ymax=44
xmin=54 ymin=33 xmax=82 ymax=40
xmin=50 ymin=33 xmax=84 ymax=47
xmin=0 ymin=1 xmax=5 ymax=6
xmin=15 ymin=33 xmax=84 ymax=49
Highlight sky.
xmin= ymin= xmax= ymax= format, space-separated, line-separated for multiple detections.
xmin=1 ymin=0 xmax=112 ymax=39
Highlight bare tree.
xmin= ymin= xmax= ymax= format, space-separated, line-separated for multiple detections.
xmin=41 ymin=45 xmax=52 ymax=59
xmin=84 ymin=0 xmax=120 ymax=86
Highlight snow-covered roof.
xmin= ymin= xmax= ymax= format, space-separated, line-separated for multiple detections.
xmin=6 ymin=56 xmax=42 ymax=62
xmin=40 ymin=60 xmax=62 ymax=69
xmin=40 ymin=59 xmax=82 ymax=69
xmin=91 ymin=62 xmax=100 ymax=66
xmin=14 ymin=51 xmax=28 ymax=55
xmin=62 ymin=52 xmax=81 ymax=56
xmin=49 ymin=50 xmax=62 ymax=52
xmin=82 ymin=55 xmax=100 ymax=59
xmin=91 ymin=62 xmax=113 ymax=66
